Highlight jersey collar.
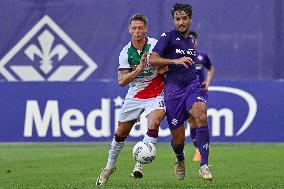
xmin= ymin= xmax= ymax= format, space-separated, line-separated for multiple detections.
xmin=173 ymin=29 xmax=191 ymax=39
xmin=131 ymin=37 xmax=148 ymax=51
xmin=131 ymin=37 xmax=149 ymax=55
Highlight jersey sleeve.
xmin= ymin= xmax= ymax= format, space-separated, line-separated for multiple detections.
xmin=148 ymin=38 xmax=158 ymax=51
xmin=152 ymin=32 xmax=172 ymax=57
xmin=203 ymin=54 xmax=212 ymax=70
xmin=118 ymin=47 xmax=131 ymax=71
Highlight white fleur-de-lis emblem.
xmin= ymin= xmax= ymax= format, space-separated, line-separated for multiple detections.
xmin=0 ymin=15 xmax=97 ymax=81
xmin=25 ymin=30 xmax=68 ymax=74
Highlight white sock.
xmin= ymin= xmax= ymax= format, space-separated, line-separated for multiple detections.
xmin=106 ymin=139 xmax=124 ymax=170
xmin=142 ymin=134 xmax=157 ymax=144
xmin=134 ymin=161 xmax=143 ymax=170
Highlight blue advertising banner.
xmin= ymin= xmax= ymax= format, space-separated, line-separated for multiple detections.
xmin=0 ymin=81 xmax=283 ymax=142
xmin=0 ymin=1 xmax=283 ymax=143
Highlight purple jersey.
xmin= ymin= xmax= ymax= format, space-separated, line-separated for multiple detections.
xmin=153 ymin=29 xmax=197 ymax=100
xmin=195 ymin=51 xmax=212 ymax=84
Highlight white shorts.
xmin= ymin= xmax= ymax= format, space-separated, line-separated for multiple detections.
xmin=119 ymin=96 xmax=166 ymax=122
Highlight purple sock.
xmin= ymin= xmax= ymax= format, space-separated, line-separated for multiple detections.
xmin=190 ymin=128 xmax=197 ymax=148
xmin=171 ymin=140 xmax=185 ymax=162
xmin=195 ymin=126 xmax=210 ymax=166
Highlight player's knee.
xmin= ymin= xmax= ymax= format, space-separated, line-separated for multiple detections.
xmin=173 ymin=133 xmax=185 ymax=144
xmin=172 ymin=137 xmax=184 ymax=145
xmin=171 ymin=126 xmax=185 ymax=143
xmin=188 ymin=118 xmax=197 ymax=128
xmin=197 ymin=115 xmax=208 ymax=126
xmin=194 ymin=113 xmax=208 ymax=126
xmin=148 ymin=119 xmax=161 ymax=130
xmin=200 ymin=113 xmax=208 ymax=124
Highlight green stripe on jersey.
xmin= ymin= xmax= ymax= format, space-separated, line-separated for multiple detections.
xmin=127 ymin=43 xmax=152 ymax=77
xmin=127 ymin=43 xmax=150 ymax=66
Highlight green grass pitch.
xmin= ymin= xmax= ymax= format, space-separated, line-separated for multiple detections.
xmin=0 ymin=142 xmax=283 ymax=189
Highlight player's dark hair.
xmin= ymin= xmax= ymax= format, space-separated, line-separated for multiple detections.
xmin=171 ymin=3 xmax=192 ymax=18
xmin=129 ymin=14 xmax=148 ymax=26
xmin=189 ymin=31 xmax=198 ymax=39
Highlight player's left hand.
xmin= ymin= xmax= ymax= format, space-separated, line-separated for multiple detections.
xmin=174 ymin=56 xmax=194 ymax=68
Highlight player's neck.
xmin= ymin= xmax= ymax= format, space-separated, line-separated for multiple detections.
xmin=131 ymin=37 xmax=147 ymax=51
xmin=179 ymin=30 xmax=190 ymax=38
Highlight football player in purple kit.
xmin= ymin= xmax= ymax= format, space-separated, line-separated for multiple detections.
xmin=149 ymin=3 xmax=213 ymax=181
xmin=189 ymin=31 xmax=215 ymax=162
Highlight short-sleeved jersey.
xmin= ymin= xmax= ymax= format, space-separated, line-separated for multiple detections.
xmin=153 ymin=29 xmax=197 ymax=100
xmin=195 ymin=51 xmax=212 ymax=83
xmin=118 ymin=37 xmax=164 ymax=99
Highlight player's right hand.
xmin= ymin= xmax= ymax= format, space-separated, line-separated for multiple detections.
xmin=174 ymin=56 xmax=193 ymax=68
xmin=137 ymin=53 xmax=148 ymax=70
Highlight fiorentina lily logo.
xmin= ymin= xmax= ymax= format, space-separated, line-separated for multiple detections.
xmin=0 ymin=15 xmax=97 ymax=81
xmin=25 ymin=30 xmax=68 ymax=74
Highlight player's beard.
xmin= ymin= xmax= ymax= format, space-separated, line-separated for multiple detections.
xmin=178 ymin=26 xmax=189 ymax=36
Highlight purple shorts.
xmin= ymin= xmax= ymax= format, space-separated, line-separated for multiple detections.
xmin=165 ymin=81 xmax=208 ymax=130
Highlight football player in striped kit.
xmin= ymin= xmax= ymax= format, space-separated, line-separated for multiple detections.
xmin=96 ymin=14 xmax=166 ymax=186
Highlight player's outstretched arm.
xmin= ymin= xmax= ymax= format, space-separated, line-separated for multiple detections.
xmin=156 ymin=65 xmax=169 ymax=74
xmin=118 ymin=53 xmax=148 ymax=87
xmin=203 ymin=65 xmax=215 ymax=91
xmin=149 ymin=52 xmax=193 ymax=68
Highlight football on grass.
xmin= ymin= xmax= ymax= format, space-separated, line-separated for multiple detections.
xmin=132 ymin=141 xmax=156 ymax=164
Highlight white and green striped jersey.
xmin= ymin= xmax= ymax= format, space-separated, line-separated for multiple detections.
xmin=118 ymin=37 xmax=164 ymax=99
